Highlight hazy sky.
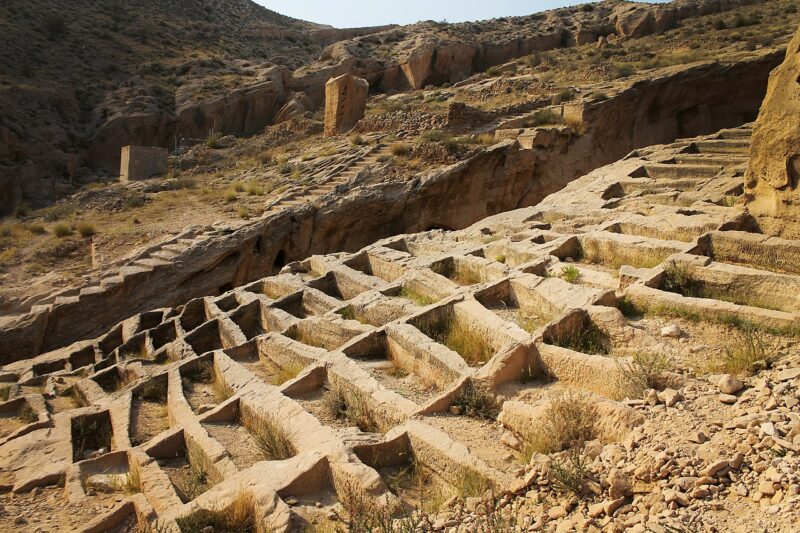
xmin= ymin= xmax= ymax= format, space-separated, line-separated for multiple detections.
xmin=258 ymin=1 xmax=668 ymax=28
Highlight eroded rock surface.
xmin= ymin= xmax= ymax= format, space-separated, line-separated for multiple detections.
xmin=746 ymin=23 xmax=800 ymax=237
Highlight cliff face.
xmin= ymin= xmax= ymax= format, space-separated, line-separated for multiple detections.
xmin=745 ymin=24 xmax=800 ymax=237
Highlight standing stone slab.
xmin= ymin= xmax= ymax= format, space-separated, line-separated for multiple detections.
xmin=120 ymin=146 xmax=168 ymax=182
xmin=323 ymin=74 xmax=368 ymax=137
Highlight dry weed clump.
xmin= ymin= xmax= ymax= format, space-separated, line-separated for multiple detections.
xmin=452 ymin=382 xmax=498 ymax=420
xmin=243 ymin=411 xmax=296 ymax=461
xmin=616 ymin=351 xmax=672 ymax=398
xmin=719 ymin=326 xmax=775 ymax=377
xmin=175 ymin=490 xmax=255 ymax=532
xmin=524 ymin=391 xmax=598 ymax=455
xmin=416 ymin=311 xmax=494 ymax=366
xmin=322 ymin=384 xmax=381 ymax=432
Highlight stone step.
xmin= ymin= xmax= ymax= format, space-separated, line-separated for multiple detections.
xmin=690 ymin=139 xmax=750 ymax=154
xmin=642 ymin=163 xmax=722 ymax=180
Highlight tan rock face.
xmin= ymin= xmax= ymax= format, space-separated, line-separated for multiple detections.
xmin=323 ymin=73 xmax=369 ymax=136
xmin=745 ymin=24 xmax=800 ymax=236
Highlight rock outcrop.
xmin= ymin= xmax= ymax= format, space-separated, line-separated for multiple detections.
xmin=745 ymin=24 xmax=800 ymax=237
xmin=324 ymin=74 xmax=369 ymax=136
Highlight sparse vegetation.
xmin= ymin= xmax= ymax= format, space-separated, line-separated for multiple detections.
xmin=545 ymin=315 xmax=609 ymax=355
xmin=452 ymin=382 xmax=497 ymax=420
xmin=17 ymin=402 xmax=38 ymax=424
xmin=416 ymin=311 xmax=494 ymax=366
xmin=398 ymin=285 xmax=437 ymax=306
xmin=322 ymin=384 xmax=380 ymax=432
xmin=617 ymin=352 xmax=672 ymax=398
xmin=0 ymin=385 xmax=10 ymax=402
xmin=53 ymin=223 xmax=71 ymax=238
xmin=244 ymin=412 xmax=296 ymax=461
xmin=523 ymin=391 xmax=598 ymax=457
xmin=452 ymin=467 xmax=491 ymax=498
xmin=719 ymin=326 xmax=775 ymax=377
xmin=560 ymin=265 xmax=580 ymax=283
xmin=175 ymin=490 xmax=255 ymax=533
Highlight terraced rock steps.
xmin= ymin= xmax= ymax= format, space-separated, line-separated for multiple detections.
xmin=2 ymin=123 xmax=800 ymax=531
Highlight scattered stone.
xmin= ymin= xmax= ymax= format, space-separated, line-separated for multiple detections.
xmin=718 ymin=375 xmax=744 ymax=395
xmin=661 ymin=325 xmax=683 ymax=338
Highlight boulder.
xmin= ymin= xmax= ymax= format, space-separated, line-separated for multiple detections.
xmin=745 ymin=24 xmax=800 ymax=237
xmin=323 ymin=73 xmax=369 ymax=136
xmin=274 ymin=92 xmax=315 ymax=124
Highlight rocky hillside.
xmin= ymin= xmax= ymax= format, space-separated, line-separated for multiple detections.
xmin=0 ymin=0 xmax=325 ymax=213
xmin=0 ymin=0 xmax=767 ymax=216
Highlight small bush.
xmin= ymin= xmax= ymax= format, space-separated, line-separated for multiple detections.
xmin=453 ymin=382 xmax=497 ymax=420
xmin=245 ymin=413 xmax=296 ymax=461
xmin=237 ymin=206 xmax=250 ymax=219
xmin=223 ymin=190 xmax=237 ymax=203
xmin=232 ymin=181 xmax=245 ymax=193
xmin=206 ymin=131 xmax=222 ymax=149
xmin=551 ymin=88 xmax=576 ymax=105
xmin=53 ymin=223 xmax=72 ymax=238
xmin=589 ymin=91 xmax=609 ymax=102
xmin=389 ymin=142 xmax=411 ymax=156
xmin=611 ymin=63 xmax=636 ymax=79
xmin=0 ymin=386 xmax=10 ymax=401
xmin=617 ymin=352 xmax=671 ymax=398
xmin=76 ymin=221 xmax=96 ymax=238
xmin=526 ymin=109 xmax=563 ymax=127
xmin=27 ymin=224 xmax=46 ymax=235
xmin=550 ymin=447 xmax=589 ymax=494
xmin=245 ymin=181 xmax=264 ymax=196
xmin=486 ymin=66 xmax=502 ymax=77
xmin=561 ymin=265 xmax=580 ymax=283
xmin=721 ymin=326 xmax=774 ymax=377
xmin=350 ymin=133 xmax=366 ymax=146
xmin=524 ymin=392 xmax=598 ymax=454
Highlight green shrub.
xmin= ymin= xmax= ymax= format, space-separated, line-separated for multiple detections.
xmin=561 ymin=265 xmax=580 ymax=283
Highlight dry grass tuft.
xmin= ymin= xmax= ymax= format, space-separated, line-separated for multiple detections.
xmin=244 ymin=412 xmax=296 ymax=461
xmin=719 ymin=326 xmax=775 ymax=377
xmin=453 ymin=382 xmax=498 ymax=420
xmin=524 ymin=391 xmax=598 ymax=455
xmin=175 ymin=490 xmax=255 ymax=532
xmin=398 ymin=285 xmax=437 ymax=306
xmin=416 ymin=312 xmax=494 ymax=366
xmin=322 ymin=384 xmax=380 ymax=432
xmin=616 ymin=351 xmax=672 ymax=398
